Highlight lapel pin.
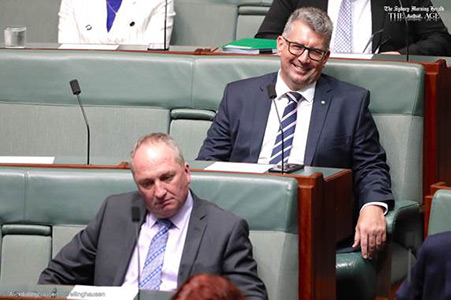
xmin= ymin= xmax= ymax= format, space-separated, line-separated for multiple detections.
xmin=321 ymin=100 xmax=326 ymax=105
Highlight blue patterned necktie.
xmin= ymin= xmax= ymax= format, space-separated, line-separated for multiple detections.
xmin=335 ymin=0 xmax=353 ymax=53
xmin=269 ymin=92 xmax=303 ymax=165
xmin=106 ymin=0 xmax=122 ymax=32
xmin=139 ymin=219 xmax=172 ymax=290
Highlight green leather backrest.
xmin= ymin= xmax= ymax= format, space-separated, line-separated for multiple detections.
xmin=0 ymin=51 xmax=424 ymax=205
xmin=428 ymin=189 xmax=451 ymax=235
xmin=323 ymin=59 xmax=425 ymax=204
xmin=172 ymin=0 xmax=238 ymax=46
xmin=0 ymin=167 xmax=298 ymax=299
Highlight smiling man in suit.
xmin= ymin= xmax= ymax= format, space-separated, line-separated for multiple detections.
xmin=197 ymin=7 xmax=394 ymax=259
xmin=38 ymin=133 xmax=267 ymax=300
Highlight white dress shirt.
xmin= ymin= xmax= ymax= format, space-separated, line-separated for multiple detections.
xmin=328 ymin=0 xmax=373 ymax=53
xmin=122 ymin=192 xmax=193 ymax=291
xmin=258 ymin=71 xmax=316 ymax=165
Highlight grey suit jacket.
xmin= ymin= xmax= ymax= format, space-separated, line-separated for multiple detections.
xmin=38 ymin=191 xmax=267 ymax=300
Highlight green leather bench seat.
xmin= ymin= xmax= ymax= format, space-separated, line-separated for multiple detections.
xmin=1 ymin=50 xmax=425 ymax=298
xmin=0 ymin=167 xmax=298 ymax=300
xmin=0 ymin=51 xmax=424 ymax=176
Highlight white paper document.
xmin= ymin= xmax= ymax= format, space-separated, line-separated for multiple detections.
xmin=59 ymin=43 xmax=119 ymax=50
xmin=0 ymin=156 xmax=55 ymax=164
xmin=68 ymin=285 xmax=138 ymax=300
xmin=204 ymin=162 xmax=272 ymax=173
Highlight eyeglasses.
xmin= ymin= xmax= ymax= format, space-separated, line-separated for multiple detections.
xmin=281 ymin=36 xmax=327 ymax=62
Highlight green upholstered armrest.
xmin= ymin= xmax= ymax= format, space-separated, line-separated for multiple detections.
xmin=386 ymin=200 xmax=420 ymax=234
xmin=386 ymin=200 xmax=421 ymax=251
xmin=428 ymin=189 xmax=451 ymax=235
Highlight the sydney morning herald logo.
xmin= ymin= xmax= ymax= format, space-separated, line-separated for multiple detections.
xmin=385 ymin=5 xmax=444 ymax=22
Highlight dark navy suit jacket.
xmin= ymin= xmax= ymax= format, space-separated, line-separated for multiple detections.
xmin=197 ymin=72 xmax=394 ymax=209
xmin=396 ymin=231 xmax=451 ymax=300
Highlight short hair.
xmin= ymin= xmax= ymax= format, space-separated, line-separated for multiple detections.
xmin=171 ymin=274 xmax=245 ymax=300
xmin=130 ymin=133 xmax=185 ymax=169
xmin=283 ymin=7 xmax=333 ymax=50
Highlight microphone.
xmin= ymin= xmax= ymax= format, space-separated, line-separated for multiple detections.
xmin=267 ymin=84 xmax=285 ymax=174
xmin=131 ymin=206 xmax=141 ymax=299
xmin=164 ymin=0 xmax=168 ymax=50
xmin=362 ymin=28 xmax=384 ymax=53
xmin=69 ymin=80 xmax=91 ymax=165
xmin=147 ymin=0 xmax=169 ymax=51
xmin=397 ymin=0 xmax=410 ymax=61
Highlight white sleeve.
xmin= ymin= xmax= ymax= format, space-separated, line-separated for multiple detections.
xmin=58 ymin=0 xmax=80 ymax=43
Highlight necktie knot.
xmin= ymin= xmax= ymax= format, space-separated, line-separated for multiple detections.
xmin=157 ymin=219 xmax=172 ymax=230
xmin=286 ymin=92 xmax=303 ymax=104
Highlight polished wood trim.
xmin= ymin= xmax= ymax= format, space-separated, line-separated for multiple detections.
xmin=0 ymin=163 xmax=130 ymax=169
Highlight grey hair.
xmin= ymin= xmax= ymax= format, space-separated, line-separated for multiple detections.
xmin=130 ymin=133 xmax=185 ymax=170
xmin=283 ymin=7 xmax=333 ymax=50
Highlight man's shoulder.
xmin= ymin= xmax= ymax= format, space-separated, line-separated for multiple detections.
xmin=423 ymin=231 xmax=451 ymax=251
xmin=103 ymin=191 xmax=141 ymax=208
xmin=194 ymin=196 xmax=243 ymax=224
xmin=320 ymin=73 xmax=368 ymax=94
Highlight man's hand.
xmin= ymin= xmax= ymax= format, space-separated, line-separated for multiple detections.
xmin=352 ymin=205 xmax=387 ymax=259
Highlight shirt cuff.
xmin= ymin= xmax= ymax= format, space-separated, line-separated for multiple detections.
xmin=360 ymin=202 xmax=388 ymax=216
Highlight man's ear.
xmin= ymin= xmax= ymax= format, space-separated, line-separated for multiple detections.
xmin=276 ymin=36 xmax=284 ymax=56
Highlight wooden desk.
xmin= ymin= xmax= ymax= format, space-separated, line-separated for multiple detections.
xmin=192 ymin=166 xmax=354 ymax=300
xmin=289 ymin=169 xmax=353 ymax=300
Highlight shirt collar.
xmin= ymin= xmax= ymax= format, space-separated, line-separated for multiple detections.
xmin=275 ymin=70 xmax=317 ymax=103
xmin=146 ymin=191 xmax=194 ymax=230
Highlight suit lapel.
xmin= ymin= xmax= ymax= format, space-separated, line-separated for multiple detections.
xmin=304 ymin=76 xmax=332 ymax=166
xmin=371 ymin=0 xmax=389 ymax=52
xmin=177 ymin=193 xmax=207 ymax=286
xmin=248 ymin=74 xmax=277 ymax=162
xmin=113 ymin=194 xmax=148 ymax=285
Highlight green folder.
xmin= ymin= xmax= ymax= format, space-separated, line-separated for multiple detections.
xmin=222 ymin=38 xmax=277 ymax=54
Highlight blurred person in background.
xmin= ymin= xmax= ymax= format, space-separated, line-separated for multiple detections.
xmin=58 ymin=0 xmax=175 ymax=46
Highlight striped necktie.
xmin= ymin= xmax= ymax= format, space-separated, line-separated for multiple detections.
xmin=269 ymin=92 xmax=303 ymax=165
xmin=139 ymin=219 xmax=172 ymax=290
xmin=334 ymin=0 xmax=353 ymax=53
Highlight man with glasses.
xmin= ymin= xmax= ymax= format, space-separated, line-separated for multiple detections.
xmin=198 ymin=7 xmax=394 ymax=260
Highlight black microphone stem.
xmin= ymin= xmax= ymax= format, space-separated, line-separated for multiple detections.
xmin=397 ymin=0 xmax=410 ymax=61
xmin=362 ymin=29 xmax=384 ymax=53
xmin=75 ymin=94 xmax=91 ymax=165
xmin=131 ymin=207 xmax=141 ymax=300
xmin=273 ymin=99 xmax=285 ymax=174
xmin=164 ymin=0 xmax=168 ymax=50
